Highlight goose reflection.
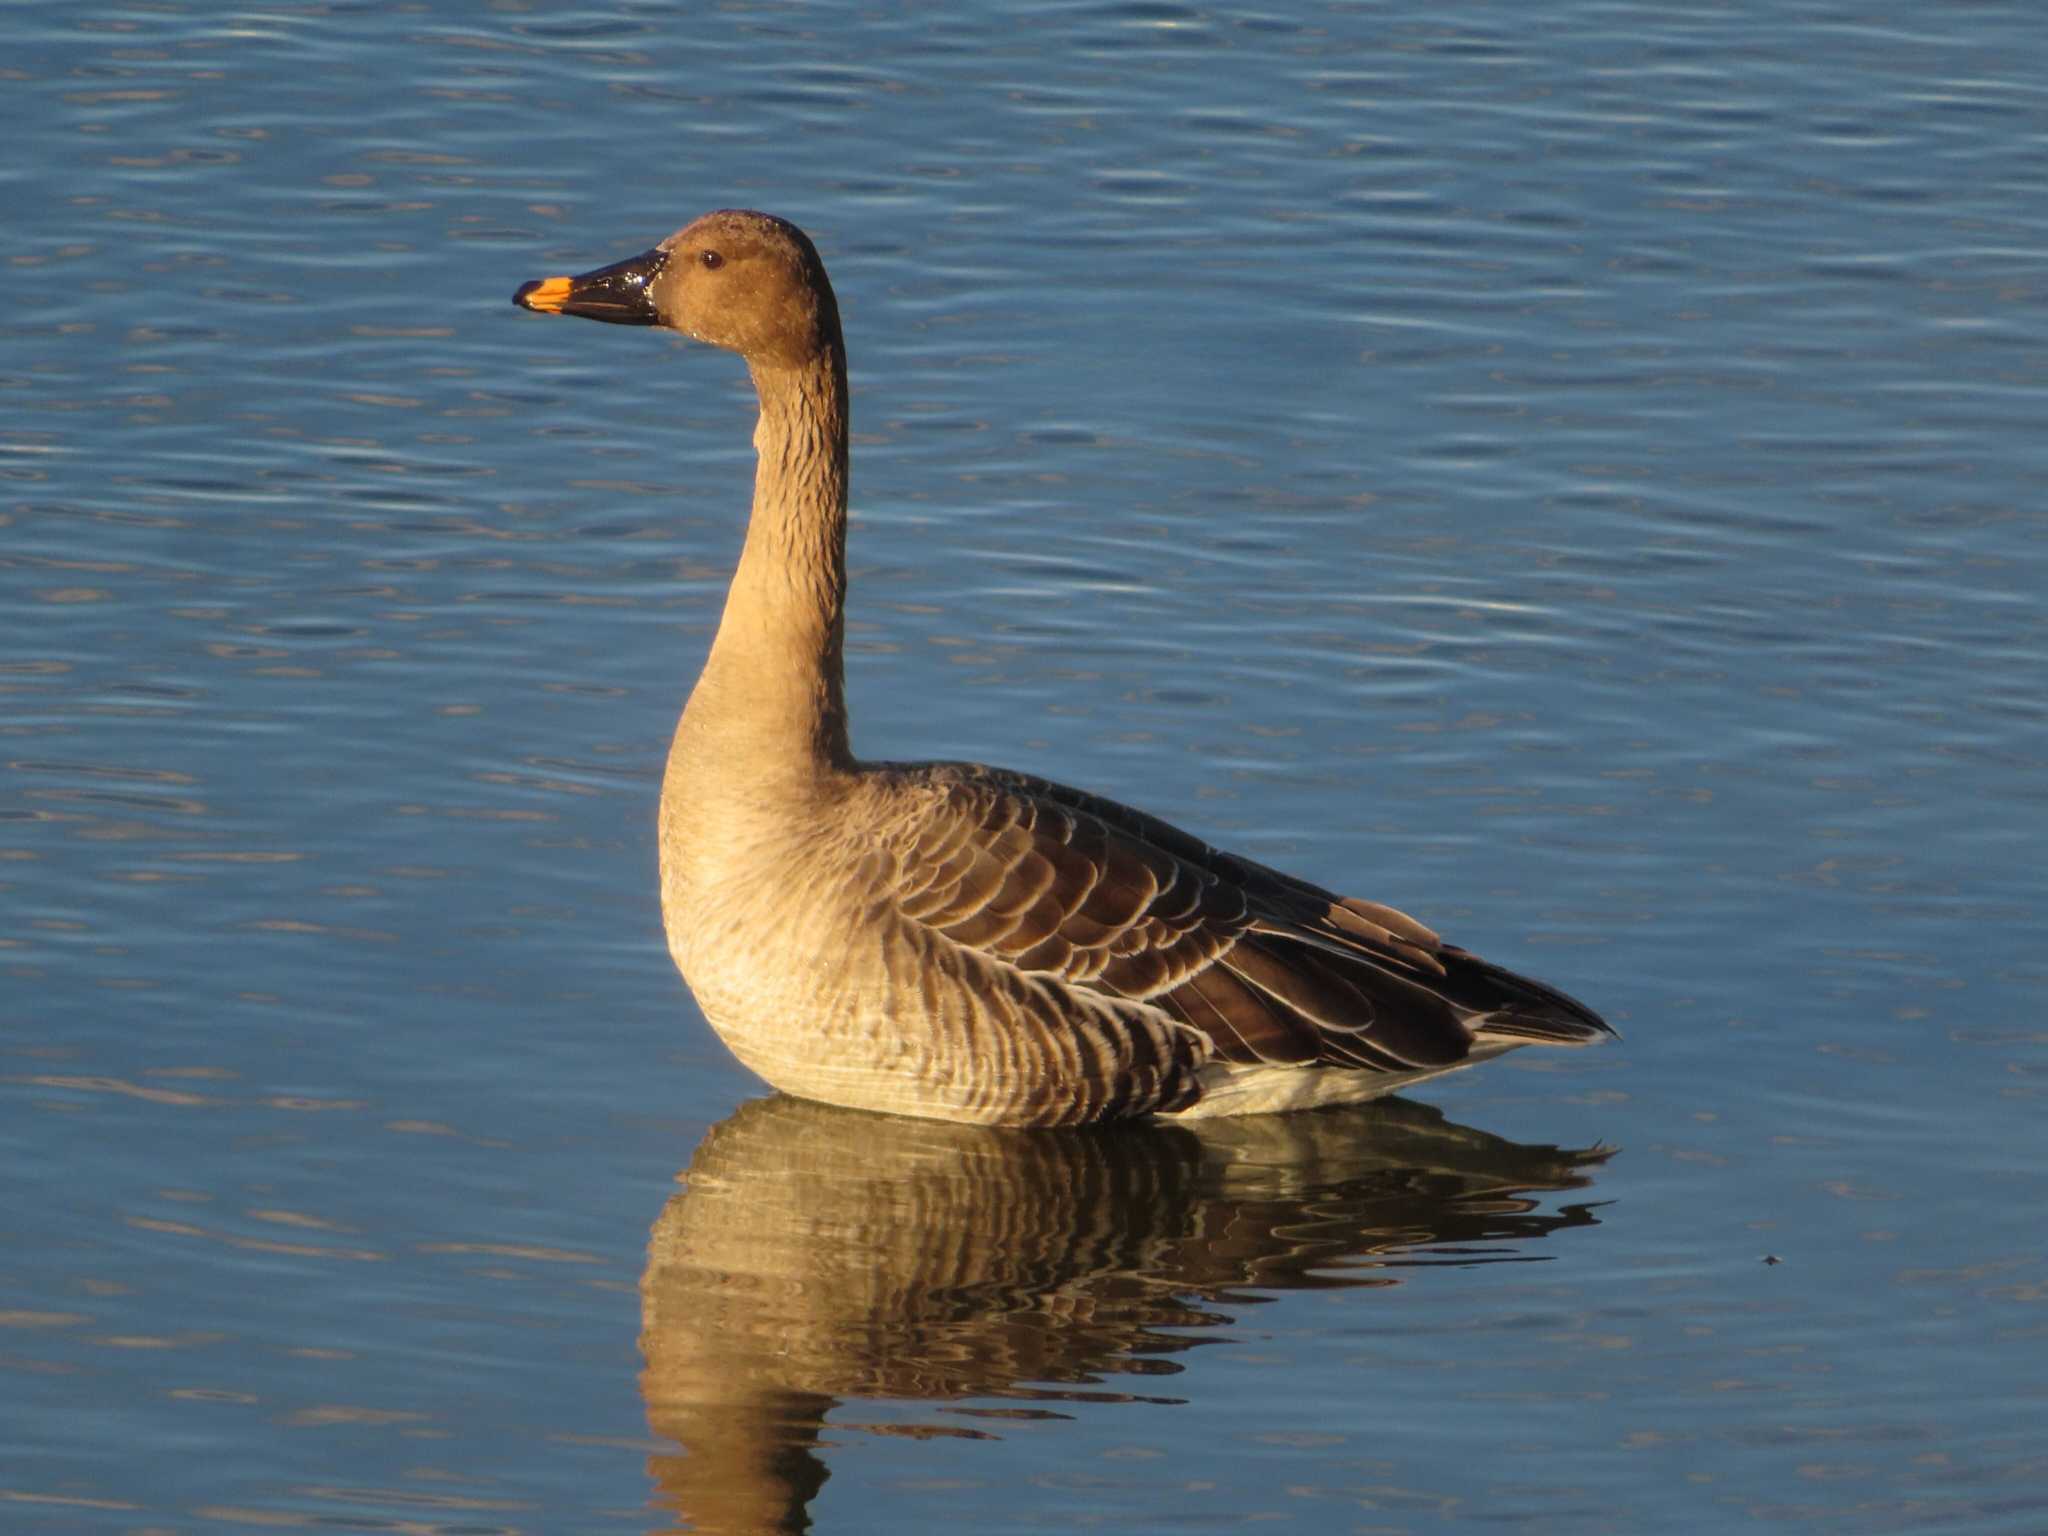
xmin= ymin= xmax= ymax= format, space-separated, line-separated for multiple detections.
xmin=640 ymin=1094 xmax=1611 ymax=1534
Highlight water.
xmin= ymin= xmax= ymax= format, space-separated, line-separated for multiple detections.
xmin=5 ymin=1 xmax=2046 ymax=1530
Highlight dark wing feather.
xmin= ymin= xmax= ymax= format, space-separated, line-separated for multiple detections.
xmin=878 ymin=762 xmax=1612 ymax=1089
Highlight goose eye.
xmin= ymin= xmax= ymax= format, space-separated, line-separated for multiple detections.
xmin=699 ymin=249 xmax=724 ymax=271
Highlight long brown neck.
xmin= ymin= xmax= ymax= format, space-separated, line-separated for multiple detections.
xmin=676 ymin=344 xmax=852 ymax=784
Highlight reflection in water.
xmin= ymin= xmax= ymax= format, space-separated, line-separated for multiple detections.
xmin=640 ymin=1095 xmax=1610 ymax=1533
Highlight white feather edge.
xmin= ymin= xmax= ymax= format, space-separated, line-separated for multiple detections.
xmin=1163 ymin=1039 xmax=1521 ymax=1120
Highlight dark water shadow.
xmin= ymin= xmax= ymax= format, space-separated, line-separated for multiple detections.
xmin=639 ymin=1094 xmax=1613 ymax=1534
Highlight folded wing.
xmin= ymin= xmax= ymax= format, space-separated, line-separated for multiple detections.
xmin=870 ymin=762 xmax=1611 ymax=1103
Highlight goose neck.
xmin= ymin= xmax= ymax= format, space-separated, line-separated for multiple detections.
xmin=680 ymin=347 xmax=853 ymax=781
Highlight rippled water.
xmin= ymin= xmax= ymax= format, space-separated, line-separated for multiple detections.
xmin=6 ymin=2 xmax=2047 ymax=1532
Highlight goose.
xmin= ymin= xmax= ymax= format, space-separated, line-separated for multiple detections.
xmin=513 ymin=209 xmax=1614 ymax=1127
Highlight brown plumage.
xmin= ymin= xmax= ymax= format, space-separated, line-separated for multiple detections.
xmin=514 ymin=209 xmax=1614 ymax=1126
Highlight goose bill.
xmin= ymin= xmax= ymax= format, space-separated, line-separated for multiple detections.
xmin=512 ymin=246 xmax=667 ymax=325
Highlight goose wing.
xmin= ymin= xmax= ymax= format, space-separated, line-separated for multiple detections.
xmin=873 ymin=762 xmax=1611 ymax=1081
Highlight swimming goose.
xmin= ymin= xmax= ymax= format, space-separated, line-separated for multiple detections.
xmin=514 ymin=209 xmax=1613 ymax=1127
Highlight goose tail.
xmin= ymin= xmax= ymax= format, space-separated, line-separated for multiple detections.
xmin=1453 ymin=950 xmax=1618 ymax=1045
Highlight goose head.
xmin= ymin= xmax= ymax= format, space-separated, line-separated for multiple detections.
xmin=513 ymin=209 xmax=840 ymax=369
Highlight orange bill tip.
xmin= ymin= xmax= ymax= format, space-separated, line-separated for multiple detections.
xmin=512 ymin=275 xmax=573 ymax=313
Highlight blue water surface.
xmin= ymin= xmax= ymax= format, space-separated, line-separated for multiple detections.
xmin=4 ymin=2 xmax=2046 ymax=1531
